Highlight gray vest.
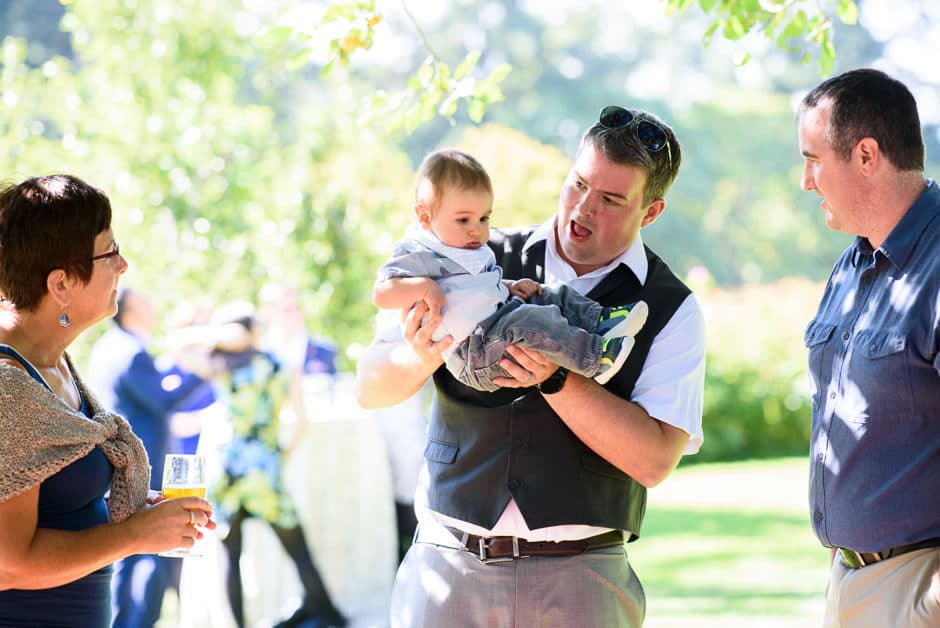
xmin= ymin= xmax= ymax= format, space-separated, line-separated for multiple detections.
xmin=425 ymin=228 xmax=691 ymax=540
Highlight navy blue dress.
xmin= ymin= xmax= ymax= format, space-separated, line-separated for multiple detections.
xmin=0 ymin=345 xmax=114 ymax=628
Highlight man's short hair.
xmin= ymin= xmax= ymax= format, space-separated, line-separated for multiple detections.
xmin=800 ymin=68 xmax=924 ymax=172
xmin=416 ymin=149 xmax=493 ymax=209
xmin=0 ymin=174 xmax=112 ymax=312
xmin=580 ymin=109 xmax=682 ymax=206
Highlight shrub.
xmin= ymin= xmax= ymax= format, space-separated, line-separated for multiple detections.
xmin=694 ymin=277 xmax=825 ymax=462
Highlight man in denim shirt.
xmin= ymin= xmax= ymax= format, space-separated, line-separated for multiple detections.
xmin=799 ymin=68 xmax=940 ymax=626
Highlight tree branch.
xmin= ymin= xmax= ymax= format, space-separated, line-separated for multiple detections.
xmin=401 ymin=0 xmax=441 ymax=62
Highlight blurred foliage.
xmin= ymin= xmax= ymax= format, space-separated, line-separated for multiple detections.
xmin=0 ymin=0 xmax=414 ymax=366
xmin=456 ymin=124 xmax=571 ymax=228
xmin=694 ymin=277 xmax=824 ymax=461
xmin=0 ymin=0 xmax=935 ymax=461
xmin=665 ymin=0 xmax=859 ymax=75
xmin=263 ymin=0 xmax=512 ymax=134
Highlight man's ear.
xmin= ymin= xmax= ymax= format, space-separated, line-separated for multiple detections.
xmin=856 ymin=137 xmax=880 ymax=175
xmin=640 ymin=198 xmax=666 ymax=228
xmin=46 ymin=269 xmax=72 ymax=308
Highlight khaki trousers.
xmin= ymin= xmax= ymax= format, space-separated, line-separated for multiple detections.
xmin=823 ymin=547 xmax=940 ymax=627
xmin=390 ymin=523 xmax=645 ymax=627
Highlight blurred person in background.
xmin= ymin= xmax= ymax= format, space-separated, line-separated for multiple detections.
xmin=87 ymin=287 xmax=213 ymax=628
xmin=0 ymin=174 xmax=214 ymax=628
xmin=798 ymin=68 xmax=940 ymax=627
xmin=258 ymin=282 xmax=338 ymax=385
xmin=210 ymin=300 xmax=345 ymax=628
xmin=159 ymin=298 xmax=223 ymax=455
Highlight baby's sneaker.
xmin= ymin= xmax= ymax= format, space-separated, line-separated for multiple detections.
xmin=596 ymin=301 xmax=649 ymax=339
xmin=594 ymin=335 xmax=635 ymax=385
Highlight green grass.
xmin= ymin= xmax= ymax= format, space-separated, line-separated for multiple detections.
xmin=628 ymin=457 xmax=830 ymax=628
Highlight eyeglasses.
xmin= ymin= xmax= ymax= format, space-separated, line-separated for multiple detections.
xmin=598 ymin=105 xmax=673 ymax=168
xmin=91 ymin=243 xmax=121 ymax=262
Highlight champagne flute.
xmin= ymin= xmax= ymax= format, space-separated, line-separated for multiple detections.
xmin=159 ymin=453 xmax=207 ymax=557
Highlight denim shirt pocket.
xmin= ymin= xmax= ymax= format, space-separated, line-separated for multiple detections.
xmin=849 ymin=330 xmax=912 ymax=421
xmin=804 ymin=321 xmax=836 ymax=410
xmin=804 ymin=321 xmax=836 ymax=348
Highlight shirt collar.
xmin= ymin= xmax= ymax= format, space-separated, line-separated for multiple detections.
xmin=856 ymin=178 xmax=939 ymax=269
xmin=522 ymin=216 xmax=648 ymax=286
xmin=406 ymin=223 xmax=494 ymax=275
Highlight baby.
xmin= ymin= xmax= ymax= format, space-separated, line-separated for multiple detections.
xmin=372 ymin=149 xmax=648 ymax=392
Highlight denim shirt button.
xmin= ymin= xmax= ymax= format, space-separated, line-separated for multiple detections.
xmin=814 ymin=511 xmax=823 ymax=523
xmin=842 ymin=332 xmax=850 ymax=341
xmin=830 ymin=392 xmax=837 ymax=399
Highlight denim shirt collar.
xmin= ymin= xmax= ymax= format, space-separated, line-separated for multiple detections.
xmin=854 ymin=178 xmax=939 ymax=269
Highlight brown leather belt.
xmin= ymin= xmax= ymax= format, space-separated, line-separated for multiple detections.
xmin=446 ymin=527 xmax=624 ymax=563
xmin=839 ymin=537 xmax=940 ymax=569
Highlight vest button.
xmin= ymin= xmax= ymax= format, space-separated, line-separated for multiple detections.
xmin=512 ymin=438 xmax=525 ymax=449
xmin=507 ymin=479 xmax=520 ymax=489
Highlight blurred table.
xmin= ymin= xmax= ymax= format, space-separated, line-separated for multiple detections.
xmin=178 ymin=374 xmax=396 ymax=627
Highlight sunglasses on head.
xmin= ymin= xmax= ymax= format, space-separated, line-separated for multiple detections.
xmin=598 ymin=105 xmax=673 ymax=168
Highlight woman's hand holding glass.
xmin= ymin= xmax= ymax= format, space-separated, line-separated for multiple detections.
xmin=122 ymin=492 xmax=215 ymax=557
xmin=157 ymin=454 xmax=213 ymax=557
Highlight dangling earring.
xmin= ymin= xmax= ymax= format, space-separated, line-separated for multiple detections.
xmin=58 ymin=308 xmax=71 ymax=328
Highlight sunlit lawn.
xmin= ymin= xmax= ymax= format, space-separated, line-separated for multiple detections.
xmin=629 ymin=457 xmax=829 ymax=628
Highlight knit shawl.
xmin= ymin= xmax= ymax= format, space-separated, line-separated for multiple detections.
xmin=0 ymin=355 xmax=150 ymax=522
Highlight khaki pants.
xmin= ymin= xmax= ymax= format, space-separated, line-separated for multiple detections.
xmin=391 ymin=522 xmax=645 ymax=627
xmin=824 ymin=547 xmax=940 ymax=627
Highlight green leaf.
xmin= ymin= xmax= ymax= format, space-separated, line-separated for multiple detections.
xmin=663 ymin=0 xmax=692 ymax=17
xmin=819 ymin=38 xmax=836 ymax=75
xmin=698 ymin=0 xmax=717 ymax=12
xmin=473 ymin=77 xmax=502 ymax=102
xmin=454 ymin=50 xmax=481 ymax=80
xmin=438 ymin=93 xmax=459 ymax=118
xmin=415 ymin=60 xmax=434 ymax=86
xmin=724 ymin=16 xmax=747 ymax=40
xmin=836 ymin=0 xmax=858 ymax=25
xmin=785 ymin=11 xmax=807 ymax=37
xmin=467 ymin=97 xmax=486 ymax=123
xmin=703 ymin=21 xmax=720 ymax=45
xmin=487 ymin=62 xmax=512 ymax=84
xmin=435 ymin=62 xmax=450 ymax=91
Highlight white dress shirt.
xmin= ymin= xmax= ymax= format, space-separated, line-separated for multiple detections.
xmin=416 ymin=218 xmax=706 ymax=541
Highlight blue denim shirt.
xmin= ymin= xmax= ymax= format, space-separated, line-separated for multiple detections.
xmin=804 ymin=179 xmax=940 ymax=553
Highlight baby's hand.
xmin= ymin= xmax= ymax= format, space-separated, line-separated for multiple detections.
xmin=421 ymin=280 xmax=446 ymax=327
xmin=509 ymin=279 xmax=543 ymax=301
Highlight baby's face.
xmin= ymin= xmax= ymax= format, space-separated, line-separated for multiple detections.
xmin=426 ymin=186 xmax=494 ymax=250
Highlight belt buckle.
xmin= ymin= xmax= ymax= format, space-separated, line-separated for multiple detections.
xmin=839 ymin=548 xmax=879 ymax=569
xmin=477 ymin=537 xmax=528 ymax=564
